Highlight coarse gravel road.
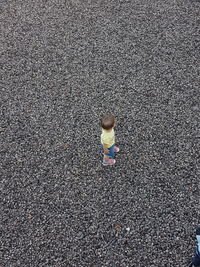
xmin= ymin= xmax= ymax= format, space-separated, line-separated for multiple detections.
xmin=0 ymin=0 xmax=200 ymax=266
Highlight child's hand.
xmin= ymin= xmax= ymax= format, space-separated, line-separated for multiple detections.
xmin=103 ymin=144 xmax=109 ymax=154
xmin=104 ymin=149 xmax=109 ymax=154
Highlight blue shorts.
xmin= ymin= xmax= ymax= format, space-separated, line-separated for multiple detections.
xmin=100 ymin=144 xmax=115 ymax=158
xmin=192 ymin=248 xmax=200 ymax=266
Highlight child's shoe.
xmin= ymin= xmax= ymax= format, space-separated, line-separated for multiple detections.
xmin=102 ymin=158 xmax=116 ymax=166
xmin=114 ymin=146 xmax=119 ymax=153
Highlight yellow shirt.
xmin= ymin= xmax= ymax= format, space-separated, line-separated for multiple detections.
xmin=101 ymin=128 xmax=115 ymax=148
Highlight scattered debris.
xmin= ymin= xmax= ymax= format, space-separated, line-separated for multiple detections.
xmin=63 ymin=144 xmax=69 ymax=149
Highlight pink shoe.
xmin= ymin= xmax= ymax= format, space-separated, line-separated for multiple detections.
xmin=102 ymin=158 xmax=116 ymax=166
xmin=114 ymin=146 xmax=119 ymax=153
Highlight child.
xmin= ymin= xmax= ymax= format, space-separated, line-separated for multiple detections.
xmin=100 ymin=115 xmax=119 ymax=165
xmin=189 ymin=226 xmax=200 ymax=267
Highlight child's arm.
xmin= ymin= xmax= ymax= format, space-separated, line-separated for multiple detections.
xmin=103 ymin=144 xmax=109 ymax=154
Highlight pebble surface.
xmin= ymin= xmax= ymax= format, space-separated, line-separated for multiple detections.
xmin=1 ymin=0 xmax=200 ymax=266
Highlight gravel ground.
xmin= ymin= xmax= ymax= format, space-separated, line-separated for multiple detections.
xmin=0 ymin=0 xmax=200 ymax=266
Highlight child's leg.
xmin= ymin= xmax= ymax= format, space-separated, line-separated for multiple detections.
xmin=103 ymin=155 xmax=110 ymax=161
xmin=103 ymin=145 xmax=115 ymax=162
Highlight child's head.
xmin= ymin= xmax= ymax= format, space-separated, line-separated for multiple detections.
xmin=101 ymin=115 xmax=115 ymax=130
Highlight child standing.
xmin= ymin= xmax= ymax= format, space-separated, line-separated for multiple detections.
xmin=100 ymin=115 xmax=119 ymax=166
xmin=189 ymin=226 xmax=200 ymax=267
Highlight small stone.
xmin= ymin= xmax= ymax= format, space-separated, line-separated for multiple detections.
xmin=115 ymin=225 xmax=122 ymax=231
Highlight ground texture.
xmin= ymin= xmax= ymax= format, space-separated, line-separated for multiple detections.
xmin=0 ymin=0 xmax=200 ymax=266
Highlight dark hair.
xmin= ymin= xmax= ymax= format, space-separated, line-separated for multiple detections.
xmin=196 ymin=226 xmax=200 ymax=235
xmin=101 ymin=115 xmax=115 ymax=130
